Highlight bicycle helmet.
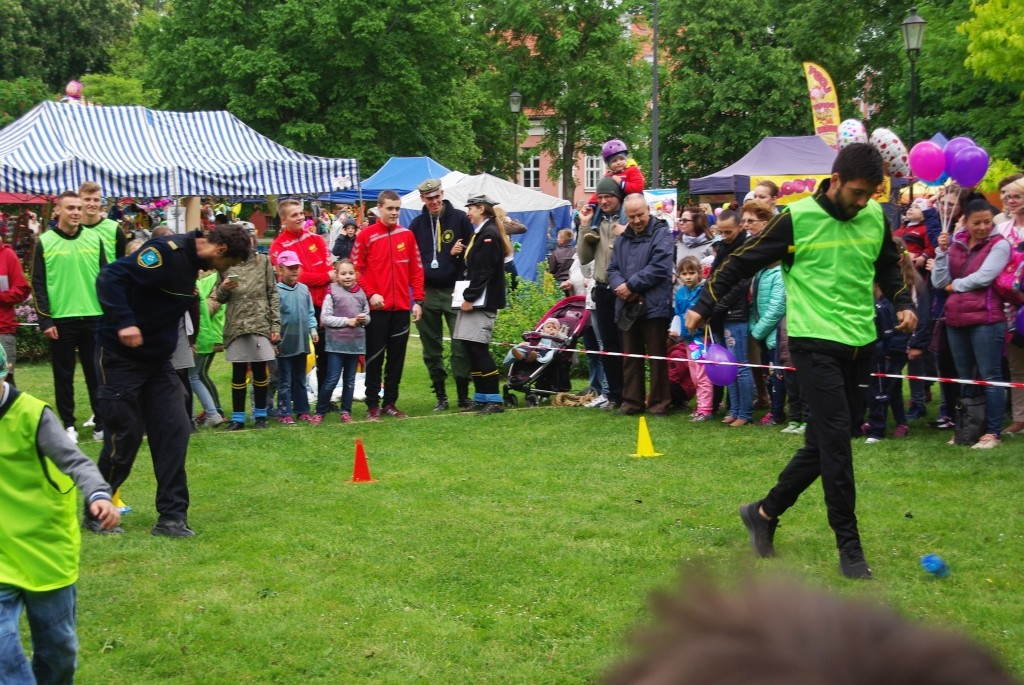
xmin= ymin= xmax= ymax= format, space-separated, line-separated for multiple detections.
xmin=601 ymin=139 xmax=628 ymax=162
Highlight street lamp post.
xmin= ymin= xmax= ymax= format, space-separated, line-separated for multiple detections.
xmin=509 ymin=90 xmax=522 ymax=184
xmin=902 ymin=6 xmax=926 ymax=200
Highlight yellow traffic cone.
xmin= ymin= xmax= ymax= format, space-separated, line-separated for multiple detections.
xmin=631 ymin=417 xmax=663 ymax=458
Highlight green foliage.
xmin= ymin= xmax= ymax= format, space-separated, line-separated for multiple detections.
xmin=0 ymin=0 xmax=136 ymax=89
xmin=0 ymin=77 xmax=51 ymax=128
xmin=139 ymin=0 xmax=489 ymax=172
xmin=13 ymin=293 xmax=47 ymax=362
xmin=960 ymin=0 xmax=1024 ymax=86
xmin=80 ymin=74 xmax=160 ymax=108
xmin=481 ymin=0 xmax=650 ymax=201
xmin=908 ymin=0 xmax=1024 ymax=163
xmin=979 ymin=158 xmax=1021 ymax=192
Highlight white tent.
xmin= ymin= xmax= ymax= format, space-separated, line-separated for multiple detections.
xmin=399 ymin=172 xmax=572 ymax=281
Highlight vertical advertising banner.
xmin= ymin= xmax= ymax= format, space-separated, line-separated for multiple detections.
xmin=802 ymin=62 xmax=840 ymax=150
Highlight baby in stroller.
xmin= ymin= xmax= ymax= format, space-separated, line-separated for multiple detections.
xmin=505 ymin=318 xmax=567 ymax=365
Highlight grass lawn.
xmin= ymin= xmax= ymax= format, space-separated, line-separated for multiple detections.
xmin=12 ymin=339 xmax=1024 ymax=683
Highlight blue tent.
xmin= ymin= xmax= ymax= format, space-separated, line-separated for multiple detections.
xmin=320 ymin=156 xmax=451 ymax=203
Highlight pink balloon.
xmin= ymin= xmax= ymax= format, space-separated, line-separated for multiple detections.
xmin=909 ymin=141 xmax=945 ymax=182
xmin=949 ymin=146 xmax=989 ymax=187
xmin=704 ymin=344 xmax=738 ymax=387
xmin=944 ymin=136 xmax=976 ymax=173
xmin=714 ymin=207 xmax=723 ymax=218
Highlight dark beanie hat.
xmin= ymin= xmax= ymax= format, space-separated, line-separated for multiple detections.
xmin=595 ymin=176 xmax=624 ymax=200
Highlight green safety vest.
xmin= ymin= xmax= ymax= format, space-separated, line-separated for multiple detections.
xmin=783 ymin=196 xmax=885 ymax=347
xmin=38 ymin=228 xmax=103 ymax=318
xmin=0 ymin=391 xmax=79 ymax=591
xmin=87 ymin=218 xmax=121 ymax=260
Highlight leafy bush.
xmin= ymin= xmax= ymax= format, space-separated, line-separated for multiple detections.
xmin=14 ymin=295 xmax=48 ymax=362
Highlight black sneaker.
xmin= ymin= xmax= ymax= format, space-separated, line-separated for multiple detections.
xmin=839 ymin=542 xmax=873 ymax=579
xmin=82 ymin=517 xmax=125 ymax=535
xmin=223 ymin=421 xmax=246 ymax=431
xmin=151 ymin=520 xmax=195 ymax=538
xmin=477 ymin=402 xmax=505 ymax=415
xmin=433 ymin=397 xmax=449 ymax=412
xmin=739 ymin=502 xmax=778 ymax=558
xmin=254 ymin=417 xmax=268 ymax=429
xmin=460 ymin=402 xmax=484 ymax=413
xmin=457 ymin=397 xmax=473 ymax=409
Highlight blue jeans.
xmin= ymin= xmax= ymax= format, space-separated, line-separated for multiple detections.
xmin=277 ymin=354 xmax=311 ymax=416
xmin=317 ymin=352 xmax=359 ymax=415
xmin=946 ymin=321 xmax=1007 ymax=436
xmin=0 ymin=583 xmax=77 ymax=685
xmin=188 ymin=358 xmax=218 ymax=416
xmin=723 ymin=322 xmax=753 ymax=421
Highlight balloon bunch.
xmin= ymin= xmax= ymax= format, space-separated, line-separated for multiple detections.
xmin=908 ymin=136 xmax=990 ymax=188
xmin=838 ymin=120 xmax=912 ymax=178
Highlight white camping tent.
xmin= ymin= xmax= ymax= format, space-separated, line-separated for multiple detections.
xmin=399 ymin=172 xmax=572 ymax=281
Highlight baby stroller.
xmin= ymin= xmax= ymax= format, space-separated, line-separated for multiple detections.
xmin=502 ymin=295 xmax=590 ymax=407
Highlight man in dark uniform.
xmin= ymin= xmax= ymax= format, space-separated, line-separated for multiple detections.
xmin=85 ymin=223 xmax=250 ymax=537
xmin=408 ymin=179 xmax=474 ymax=410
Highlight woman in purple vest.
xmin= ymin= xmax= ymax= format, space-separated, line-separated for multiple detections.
xmin=931 ymin=199 xmax=1011 ymax=449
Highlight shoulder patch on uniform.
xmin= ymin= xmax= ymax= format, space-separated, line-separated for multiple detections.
xmin=137 ymin=247 xmax=163 ymax=268
xmin=168 ymin=241 xmax=179 ymax=250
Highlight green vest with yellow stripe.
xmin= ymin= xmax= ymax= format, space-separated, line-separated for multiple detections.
xmin=783 ymin=196 xmax=885 ymax=347
xmin=0 ymin=389 xmax=80 ymax=591
xmin=38 ymin=227 xmax=103 ymax=318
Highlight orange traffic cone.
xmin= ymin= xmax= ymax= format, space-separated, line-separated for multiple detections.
xmin=630 ymin=417 xmax=664 ymax=458
xmin=348 ymin=438 xmax=376 ymax=483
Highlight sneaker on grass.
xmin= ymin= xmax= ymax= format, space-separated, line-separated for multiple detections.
xmin=780 ymin=421 xmax=800 ymax=434
xmin=739 ymin=502 xmax=777 ymax=558
xmin=839 ymin=541 xmax=873 ymax=579
xmin=151 ymin=520 xmax=195 ymax=538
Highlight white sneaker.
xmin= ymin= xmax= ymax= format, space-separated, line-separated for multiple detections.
xmin=793 ymin=423 xmax=807 ymax=435
xmin=65 ymin=426 xmax=79 ymax=444
xmin=83 ymin=415 xmax=96 ymax=427
xmin=864 ymin=437 xmax=881 ymax=445
xmin=203 ymin=413 xmax=225 ymax=428
xmin=585 ymin=394 xmax=610 ymax=408
xmin=92 ymin=430 xmax=104 ymax=442
xmin=780 ymin=421 xmax=800 ymax=434
xmin=971 ymin=433 xmax=1001 ymax=449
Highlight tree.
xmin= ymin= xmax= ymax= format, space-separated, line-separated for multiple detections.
xmin=0 ymin=77 xmax=52 ymax=128
xmin=480 ymin=0 xmax=650 ymax=201
xmin=960 ymin=0 xmax=1024 ymax=87
xmin=0 ymin=0 xmax=136 ymax=90
xmin=80 ymin=74 xmax=160 ymax=108
xmin=140 ymin=0 xmax=489 ymax=172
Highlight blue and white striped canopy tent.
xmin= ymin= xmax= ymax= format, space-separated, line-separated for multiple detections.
xmin=0 ymin=101 xmax=359 ymax=197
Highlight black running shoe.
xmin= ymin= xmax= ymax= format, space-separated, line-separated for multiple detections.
xmin=739 ymin=502 xmax=778 ymax=558
xmin=839 ymin=542 xmax=873 ymax=579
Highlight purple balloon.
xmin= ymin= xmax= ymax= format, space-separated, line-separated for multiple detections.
xmin=909 ymin=141 xmax=945 ymax=182
xmin=949 ymin=146 xmax=989 ymax=188
xmin=704 ymin=344 xmax=738 ymax=387
xmin=943 ymin=136 xmax=976 ymax=173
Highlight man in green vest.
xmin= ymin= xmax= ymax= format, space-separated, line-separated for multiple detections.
xmin=0 ymin=343 xmax=120 ymax=683
xmin=685 ymin=143 xmax=917 ymax=580
xmin=30 ymin=191 xmax=107 ymax=445
xmin=79 ymin=181 xmax=127 ymax=260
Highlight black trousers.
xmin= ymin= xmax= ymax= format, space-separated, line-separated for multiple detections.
xmin=762 ymin=346 xmax=872 ymax=550
xmin=48 ymin=317 xmax=102 ymax=431
xmin=363 ymin=310 xmax=410 ymax=408
xmin=592 ymin=284 xmax=623 ymax=404
xmin=93 ymin=346 xmax=191 ymax=522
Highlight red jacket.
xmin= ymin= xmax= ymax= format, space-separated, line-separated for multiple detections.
xmin=0 ymin=243 xmax=31 ymax=334
xmin=352 ymin=221 xmax=425 ymax=311
xmin=587 ymin=163 xmax=645 ymax=205
xmin=269 ymin=229 xmax=333 ymax=307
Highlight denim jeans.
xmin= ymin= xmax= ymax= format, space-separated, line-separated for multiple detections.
xmin=277 ymin=354 xmax=311 ymax=416
xmin=723 ymin=321 xmax=753 ymax=421
xmin=317 ymin=352 xmax=359 ymax=415
xmin=188 ymin=361 xmax=218 ymax=416
xmin=0 ymin=583 xmax=77 ymax=685
xmin=946 ymin=321 xmax=1007 ymax=436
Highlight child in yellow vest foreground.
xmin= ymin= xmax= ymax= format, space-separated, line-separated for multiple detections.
xmin=0 ymin=344 xmax=120 ymax=684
